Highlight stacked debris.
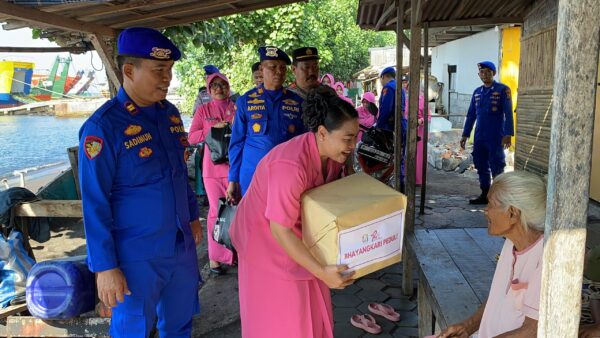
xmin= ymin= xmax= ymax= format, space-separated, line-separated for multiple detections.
xmin=427 ymin=130 xmax=474 ymax=174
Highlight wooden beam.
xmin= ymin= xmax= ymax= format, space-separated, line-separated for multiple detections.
xmin=73 ymin=0 xmax=180 ymax=19
xmin=375 ymin=0 xmax=396 ymax=31
xmin=15 ymin=200 xmax=82 ymax=218
xmin=89 ymin=34 xmax=122 ymax=91
xmin=427 ymin=16 xmax=523 ymax=28
xmin=0 ymin=46 xmax=88 ymax=53
xmin=414 ymin=0 xmax=422 ymax=23
xmin=538 ymin=0 xmax=600 ymax=336
xmin=420 ymin=23 xmax=429 ymax=215
xmin=149 ymin=0 xmax=303 ymax=29
xmin=0 ymin=1 xmax=117 ymax=37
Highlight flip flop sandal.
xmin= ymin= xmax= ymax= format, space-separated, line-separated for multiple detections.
xmin=350 ymin=314 xmax=382 ymax=334
xmin=209 ymin=266 xmax=225 ymax=275
xmin=368 ymin=303 xmax=401 ymax=322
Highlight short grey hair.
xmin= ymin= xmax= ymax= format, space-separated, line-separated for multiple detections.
xmin=489 ymin=171 xmax=547 ymax=232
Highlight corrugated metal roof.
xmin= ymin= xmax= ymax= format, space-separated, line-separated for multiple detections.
xmin=357 ymin=0 xmax=534 ymax=46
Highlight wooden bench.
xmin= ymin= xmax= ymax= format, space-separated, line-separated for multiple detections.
xmin=14 ymin=200 xmax=82 ymax=218
xmin=406 ymin=228 xmax=504 ymax=337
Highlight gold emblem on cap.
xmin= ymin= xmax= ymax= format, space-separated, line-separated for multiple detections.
xmin=306 ymin=48 xmax=313 ymax=55
xmin=150 ymin=47 xmax=172 ymax=60
xmin=265 ymin=47 xmax=278 ymax=57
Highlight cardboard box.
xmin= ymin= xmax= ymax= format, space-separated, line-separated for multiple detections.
xmin=302 ymin=173 xmax=407 ymax=279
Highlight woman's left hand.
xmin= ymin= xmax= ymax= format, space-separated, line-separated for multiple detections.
xmin=213 ymin=122 xmax=227 ymax=128
xmin=418 ymin=118 xmax=424 ymax=126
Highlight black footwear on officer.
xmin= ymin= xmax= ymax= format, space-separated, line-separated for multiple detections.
xmin=469 ymin=188 xmax=489 ymax=205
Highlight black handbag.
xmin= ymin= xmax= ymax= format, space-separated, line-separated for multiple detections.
xmin=205 ymin=123 xmax=232 ymax=164
xmin=213 ymin=198 xmax=236 ymax=251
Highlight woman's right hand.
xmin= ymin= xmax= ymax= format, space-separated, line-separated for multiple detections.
xmin=438 ymin=323 xmax=470 ymax=338
xmin=318 ymin=265 xmax=355 ymax=289
xmin=226 ymin=182 xmax=241 ymax=204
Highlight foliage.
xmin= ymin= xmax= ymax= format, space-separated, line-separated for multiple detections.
xmin=163 ymin=0 xmax=395 ymax=114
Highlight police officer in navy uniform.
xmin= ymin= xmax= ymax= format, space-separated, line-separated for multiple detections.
xmin=227 ymin=46 xmax=306 ymax=200
xmin=288 ymin=47 xmax=322 ymax=100
xmin=78 ymin=27 xmax=202 ymax=337
xmin=461 ymin=61 xmax=514 ymax=204
xmin=376 ymin=66 xmax=407 ymax=188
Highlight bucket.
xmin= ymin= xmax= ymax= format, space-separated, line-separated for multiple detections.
xmin=26 ymin=256 xmax=96 ymax=320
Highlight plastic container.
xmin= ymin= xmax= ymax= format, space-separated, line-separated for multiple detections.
xmin=26 ymin=255 xmax=96 ymax=320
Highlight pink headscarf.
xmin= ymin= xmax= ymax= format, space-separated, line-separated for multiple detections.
xmin=334 ymin=81 xmax=345 ymax=95
xmin=362 ymin=92 xmax=376 ymax=104
xmin=321 ymin=73 xmax=335 ymax=88
xmin=207 ymin=73 xmax=230 ymax=99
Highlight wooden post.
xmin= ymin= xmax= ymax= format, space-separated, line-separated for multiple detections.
xmin=402 ymin=0 xmax=421 ymax=297
xmin=89 ymin=34 xmax=122 ymax=94
xmin=538 ymin=0 xmax=600 ymax=337
xmin=394 ymin=0 xmax=404 ymax=193
xmin=420 ymin=23 xmax=429 ymax=215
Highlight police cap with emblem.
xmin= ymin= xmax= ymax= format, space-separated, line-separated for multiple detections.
xmin=258 ymin=46 xmax=291 ymax=65
xmin=380 ymin=66 xmax=396 ymax=78
xmin=118 ymin=27 xmax=181 ymax=61
xmin=292 ymin=47 xmax=320 ymax=63
xmin=477 ymin=61 xmax=496 ymax=74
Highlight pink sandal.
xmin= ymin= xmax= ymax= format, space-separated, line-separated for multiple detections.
xmin=350 ymin=314 xmax=382 ymax=334
xmin=368 ymin=303 xmax=401 ymax=322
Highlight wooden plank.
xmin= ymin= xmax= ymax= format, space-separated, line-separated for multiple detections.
xmin=89 ymin=34 xmax=121 ymax=91
xmin=6 ymin=316 xmax=110 ymax=337
xmin=0 ymin=46 xmax=88 ymax=53
xmin=0 ymin=304 xmax=27 ymax=319
xmin=538 ymin=0 xmax=600 ymax=336
xmin=0 ymin=2 xmax=116 ymax=37
xmin=375 ymin=0 xmax=395 ymax=31
xmin=426 ymin=16 xmax=523 ymax=28
xmin=410 ymin=230 xmax=481 ymax=328
xmin=72 ymin=0 xmax=181 ymax=19
xmin=464 ymin=228 xmax=504 ymax=263
xmin=15 ymin=200 xmax=82 ymax=218
xmin=434 ymin=229 xmax=498 ymax=303
xmin=418 ymin=275 xmax=434 ymax=337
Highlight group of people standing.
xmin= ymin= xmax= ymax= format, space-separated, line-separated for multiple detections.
xmin=78 ymin=26 xmax=577 ymax=338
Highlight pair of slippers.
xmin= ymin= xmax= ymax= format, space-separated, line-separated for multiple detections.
xmin=350 ymin=303 xmax=401 ymax=334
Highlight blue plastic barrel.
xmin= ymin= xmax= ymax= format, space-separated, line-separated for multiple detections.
xmin=26 ymin=256 xmax=96 ymax=320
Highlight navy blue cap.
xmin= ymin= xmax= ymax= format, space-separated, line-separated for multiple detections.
xmin=203 ymin=65 xmax=220 ymax=76
xmin=380 ymin=66 xmax=396 ymax=77
xmin=117 ymin=27 xmax=181 ymax=61
xmin=292 ymin=47 xmax=320 ymax=62
xmin=401 ymin=74 xmax=409 ymax=82
xmin=258 ymin=46 xmax=291 ymax=65
xmin=478 ymin=61 xmax=496 ymax=73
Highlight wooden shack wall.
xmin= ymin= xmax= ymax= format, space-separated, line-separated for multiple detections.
xmin=514 ymin=0 xmax=558 ymax=175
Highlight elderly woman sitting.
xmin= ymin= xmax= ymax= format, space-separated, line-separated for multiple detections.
xmin=438 ymin=171 xmax=546 ymax=338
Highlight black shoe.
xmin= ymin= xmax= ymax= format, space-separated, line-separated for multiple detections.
xmin=469 ymin=194 xmax=488 ymax=204
xmin=469 ymin=188 xmax=489 ymax=205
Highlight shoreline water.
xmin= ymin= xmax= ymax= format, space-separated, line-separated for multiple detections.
xmin=0 ymin=162 xmax=70 ymax=193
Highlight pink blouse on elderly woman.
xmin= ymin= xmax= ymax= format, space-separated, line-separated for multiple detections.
xmin=476 ymin=236 xmax=543 ymax=338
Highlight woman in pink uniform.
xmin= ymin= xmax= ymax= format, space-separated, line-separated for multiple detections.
xmin=404 ymin=84 xmax=430 ymax=185
xmin=188 ymin=73 xmax=235 ymax=273
xmin=438 ymin=171 xmax=546 ymax=338
xmin=356 ymin=91 xmax=377 ymax=142
xmin=334 ymin=81 xmax=354 ymax=105
xmin=229 ymin=87 xmax=358 ymax=338
xmin=321 ymin=73 xmax=335 ymax=87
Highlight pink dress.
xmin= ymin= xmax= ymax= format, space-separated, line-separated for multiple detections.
xmin=404 ymin=94 xmax=430 ymax=185
xmin=229 ymin=132 xmax=343 ymax=338
xmin=188 ymin=98 xmax=235 ymax=264
xmin=356 ymin=106 xmax=375 ymax=142
xmin=477 ymin=236 xmax=543 ymax=337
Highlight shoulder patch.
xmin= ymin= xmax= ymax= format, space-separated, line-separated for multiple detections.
xmin=84 ymin=136 xmax=104 ymax=160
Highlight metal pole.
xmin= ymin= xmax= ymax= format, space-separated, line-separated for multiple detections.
xmin=419 ymin=23 xmax=429 ymax=215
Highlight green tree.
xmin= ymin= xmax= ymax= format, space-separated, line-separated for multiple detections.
xmin=164 ymin=0 xmax=394 ymax=114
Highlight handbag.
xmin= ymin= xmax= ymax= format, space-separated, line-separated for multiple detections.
xmin=205 ymin=123 xmax=232 ymax=164
xmin=213 ymin=198 xmax=236 ymax=251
